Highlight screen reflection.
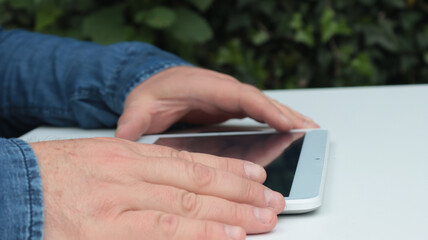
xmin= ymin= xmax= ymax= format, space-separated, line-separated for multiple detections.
xmin=155 ymin=132 xmax=305 ymax=197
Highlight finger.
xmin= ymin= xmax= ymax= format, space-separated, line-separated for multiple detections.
xmin=271 ymin=99 xmax=320 ymax=129
xmin=190 ymin=79 xmax=293 ymax=131
xmin=180 ymin=152 xmax=267 ymax=183
xmin=131 ymin=157 xmax=285 ymax=213
xmin=233 ymin=84 xmax=294 ymax=131
xmin=120 ymin=210 xmax=246 ymax=240
xmin=127 ymin=143 xmax=267 ymax=183
xmin=116 ymin=104 xmax=153 ymax=141
xmin=270 ymin=99 xmax=304 ymax=128
xmin=124 ymin=183 xmax=277 ymax=233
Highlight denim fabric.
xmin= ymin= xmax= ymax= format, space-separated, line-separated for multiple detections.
xmin=0 ymin=138 xmax=44 ymax=240
xmin=0 ymin=26 xmax=191 ymax=239
xmin=0 ymin=26 xmax=191 ymax=137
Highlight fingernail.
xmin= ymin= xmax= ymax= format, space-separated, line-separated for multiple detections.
xmin=225 ymin=225 xmax=244 ymax=240
xmin=264 ymin=188 xmax=283 ymax=210
xmin=244 ymin=162 xmax=264 ymax=181
xmin=254 ymin=207 xmax=274 ymax=224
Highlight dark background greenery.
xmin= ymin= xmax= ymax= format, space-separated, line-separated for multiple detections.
xmin=1 ymin=0 xmax=428 ymax=89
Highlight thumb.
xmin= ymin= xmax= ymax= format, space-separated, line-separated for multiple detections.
xmin=115 ymin=105 xmax=152 ymax=141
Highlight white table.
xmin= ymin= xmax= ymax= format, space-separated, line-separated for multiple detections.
xmin=21 ymin=85 xmax=428 ymax=240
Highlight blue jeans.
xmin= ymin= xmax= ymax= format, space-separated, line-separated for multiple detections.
xmin=0 ymin=26 xmax=189 ymax=239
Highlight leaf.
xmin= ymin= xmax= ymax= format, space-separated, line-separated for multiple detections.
xmin=295 ymin=25 xmax=315 ymax=47
xmin=290 ymin=14 xmax=315 ymax=46
xmin=400 ymin=55 xmax=418 ymax=71
xmin=134 ymin=11 xmax=147 ymax=24
xmin=276 ymin=14 xmax=293 ymax=36
xmin=185 ymin=0 xmax=213 ymax=11
xmin=400 ymin=12 xmax=422 ymax=31
xmin=82 ymin=4 xmax=133 ymax=45
xmin=141 ymin=6 xmax=175 ymax=29
xmin=64 ymin=28 xmax=85 ymax=40
xmin=75 ymin=0 xmax=95 ymax=11
xmin=424 ymin=52 xmax=428 ymax=65
xmin=360 ymin=0 xmax=376 ymax=5
xmin=237 ymin=0 xmax=257 ymax=9
xmin=258 ymin=1 xmax=275 ymax=16
xmin=7 ymin=0 xmax=32 ymax=9
xmin=215 ymin=39 xmax=244 ymax=65
xmin=290 ymin=13 xmax=303 ymax=30
xmin=131 ymin=27 xmax=156 ymax=44
xmin=321 ymin=8 xmax=351 ymax=43
xmin=35 ymin=3 xmax=63 ymax=31
xmin=250 ymin=29 xmax=269 ymax=46
xmin=168 ymin=8 xmax=213 ymax=43
xmin=351 ymin=52 xmax=373 ymax=77
xmin=321 ymin=8 xmax=336 ymax=42
xmin=337 ymin=44 xmax=355 ymax=62
xmin=227 ymin=14 xmax=251 ymax=32
xmin=0 ymin=6 xmax=12 ymax=23
xmin=382 ymin=0 xmax=406 ymax=8
xmin=363 ymin=19 xmax=398 ymax=52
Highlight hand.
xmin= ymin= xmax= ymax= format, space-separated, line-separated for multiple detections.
xmin=116 ymin=66 xmax=319 ymax=140
xmin=31 ymin=138 xmax=285 ymax=240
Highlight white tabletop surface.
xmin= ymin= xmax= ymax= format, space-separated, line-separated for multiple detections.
xmin=21 ymin=84 xmax=428 ymax=239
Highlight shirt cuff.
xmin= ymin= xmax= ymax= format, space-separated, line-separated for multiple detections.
xmin=0 ymin=138 xmax=44 ymax=240
xmin=107 ymin=42 xmax=193 ymax=115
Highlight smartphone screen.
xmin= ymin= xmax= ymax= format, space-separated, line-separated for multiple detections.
xmin=154 ymin=132 xmax=305 ymax=197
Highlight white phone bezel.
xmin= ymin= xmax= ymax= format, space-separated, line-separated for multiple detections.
xmin=137 ymin=129 xmax=329 ymax=214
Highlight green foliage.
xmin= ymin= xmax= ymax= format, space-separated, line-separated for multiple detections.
xmin=185 ymin=0 xmax=213 ymax=12
xmin=135 ymin=6 xmax=175 ymax=29
xmin=35 ymin=2 xmax=63 ymax=31
xmin=1 ymin=0 xmax=428 ymax=88
xmin=82 ymin=4 xmax=134 ymax=45
xmin=169 ymin=8 xmax=213 ymax=43
xmin=321 ymin=8 xmax=351 ymax=43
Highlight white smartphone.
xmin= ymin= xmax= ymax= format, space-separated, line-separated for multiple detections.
xmin=137 ymin=128 xmax=329 ymax=214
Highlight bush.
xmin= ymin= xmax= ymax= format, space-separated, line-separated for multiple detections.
xmin=1 ymin=0 xmax=428 ymax=89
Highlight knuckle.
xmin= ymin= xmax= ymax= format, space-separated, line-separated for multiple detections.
xmin=158 ymin=213 xmax=180 ymax=238
xmin=188 ymin=162 xmax=215 ymax=187
xmin=169 ymin=148 xmax=179 ymax=159
xmin=180 ymin=192 xmax=200 ymax=216
xmin=229 ymin=203 xmax=244 ymax=224
xmin=222 ymin=158 xmax=232 ymax=173
xmin=177 ymin=150 xmax=194 ymax=162
xmin=244 ymin=181 xmax=259 ymax=202
xmin=93 ymin=193 xmax=123 ymax=218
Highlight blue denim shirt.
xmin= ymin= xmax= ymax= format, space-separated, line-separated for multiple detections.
xmin=0 ymin=26 xmax=190 ymax=239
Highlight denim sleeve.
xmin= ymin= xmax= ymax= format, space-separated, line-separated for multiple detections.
xmin=0 ymin=26 xmax=191 ymax=136
xmin=0 ymin=138 xmax=44 ymax=240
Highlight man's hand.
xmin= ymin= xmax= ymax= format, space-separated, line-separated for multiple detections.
xmin=116 ymin=66 xmax=319 ymax=140
xmin=31 ymin=138 xmax=285 ymax=240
